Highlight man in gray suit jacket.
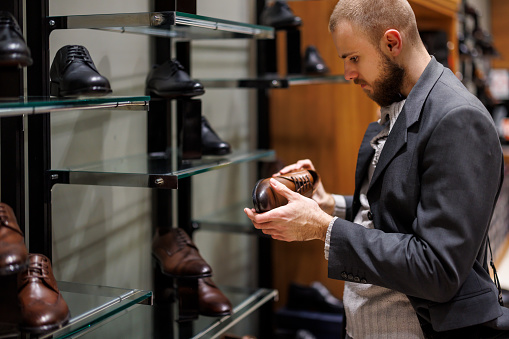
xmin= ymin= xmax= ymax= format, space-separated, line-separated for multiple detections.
xmin=245 ymin=0 xmax=509 ymax=337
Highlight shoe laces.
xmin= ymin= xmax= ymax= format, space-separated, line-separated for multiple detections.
xmin=168 ymin=60 xmax=185 ymax=75
xmin=175 ymin=228 xmax=198 ymax=250
xmin=25 ymin=260 xmax=50 ymax=280
xmin=287 ymin=173 xmax=312 ymax=194
xmin=65 ymin=45 xmax=92 ymax=63
xmin=0 ymin=13 xmax=22 ymax=34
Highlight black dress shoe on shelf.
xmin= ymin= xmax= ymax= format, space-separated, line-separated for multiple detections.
xmin=0 ymin=11 xmax=32 ymax=67
xmin=50 ymin=45 xmax=112 ymax=97
xmin=146 ymin=59 xmax=205 ymax=98
xmin=303 ymin=46 xmax=329 ymax=75
xmin=260 ymin=1 xmax=302 ymax=29
xmin=202 ymin=116 xmax=231 ymax=156
xmin=287 ymin=281 xmax=344 ymax=314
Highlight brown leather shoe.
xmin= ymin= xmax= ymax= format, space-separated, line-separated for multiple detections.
xmin=18 ymin=253 xmax=70 ymax=333
xmin=0 ymin=202 xmax=28 ymax=275
xmin=252 ymin=169 xmax=319 ymax=213
xmin=152 ymin=227 xmax=212 ymax=278
xmin=198 ymin=277 xmax=232 ymax=317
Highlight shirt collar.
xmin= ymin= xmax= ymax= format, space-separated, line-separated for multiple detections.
xmin=379 ymin=99 xmax=406 ymax=134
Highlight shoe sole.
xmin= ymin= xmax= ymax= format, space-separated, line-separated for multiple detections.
xmin=0 ymin=54 xmax=33 ymax=67
xmin=251 ymin=179 xmax=264 ymax=213
xmin=146 ymin=88 xmax=205 ymax=99
xmin=50 ymin=81 xmax=112 ymax=97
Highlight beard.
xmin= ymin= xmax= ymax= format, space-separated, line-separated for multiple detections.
xmin=357 ymin=52 xmax=406 ymax=107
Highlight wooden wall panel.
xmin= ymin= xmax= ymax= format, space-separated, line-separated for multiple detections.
xmin=269 ymin=0 xmax=377 ymax=308
xmin=491 ymin=0 xmax=509 ymax=69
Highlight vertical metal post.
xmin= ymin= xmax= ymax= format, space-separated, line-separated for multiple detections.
xmin=286 ymin=29 xmax=302 ymax=75
xmin=0 ymin=0 xmax=25 ymax=234
xmin=26 ymin=0 xmax=52 ymax=257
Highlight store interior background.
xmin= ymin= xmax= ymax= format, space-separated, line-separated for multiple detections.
xmin=26 ymin=0 xmax=509 ymax=336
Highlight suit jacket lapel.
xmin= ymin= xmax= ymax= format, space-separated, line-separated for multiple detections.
xmin=368 ymin=57 xmax=445 ymax=190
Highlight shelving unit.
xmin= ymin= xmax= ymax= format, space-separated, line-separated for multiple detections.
xmin=48 ymin=149 xmax=275 ymax=189
xmin=47 ymin=11 xmax=274 ymax=40
xmin=0 ymin=1 xmax=281 ymax=337
xmin=0 ymin=96 xmax=149 ymax=117
xmin=35 ymin=287 xmax=277 ymax=338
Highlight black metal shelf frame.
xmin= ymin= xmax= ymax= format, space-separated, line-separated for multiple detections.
xmin=0 ymin=1 xmax=279 ymax=337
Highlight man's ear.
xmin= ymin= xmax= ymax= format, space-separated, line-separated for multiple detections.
xmin=382 ymin=29 xmax=402 ymax=56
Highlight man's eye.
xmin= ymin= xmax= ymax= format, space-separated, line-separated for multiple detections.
xmin=350 ymin=56 xmax=358 ymax=62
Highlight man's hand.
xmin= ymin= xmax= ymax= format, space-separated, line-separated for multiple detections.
xmin=276 ymin=159 xmax=335 ymax=215
xmin=244 ymin=177 xmax=333 ymax=242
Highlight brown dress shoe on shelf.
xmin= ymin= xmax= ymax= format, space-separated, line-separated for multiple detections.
xmin=18 ymin=253 xmax=70 ymax=333
xmin=252 ymin=169 xmax=319 ymax=213
xmin=152 ymin=228 xmax=212 ymax=279
xmin=0 ymin=202 xmax=28 ymax=275
xmin=198 ymin=277 xmax=232 ymax=317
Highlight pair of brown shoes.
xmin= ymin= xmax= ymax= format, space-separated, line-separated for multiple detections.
xmin=252 ymin=169 xmax=320 ymax=213
xmin=152 ymin=227 xmax=232 ymax=317
xmin=0 ymin=202 xmax=70 ymax=333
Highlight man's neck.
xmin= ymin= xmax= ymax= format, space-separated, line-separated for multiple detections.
xmin=400 ymin=50 xmax=432 ymax=97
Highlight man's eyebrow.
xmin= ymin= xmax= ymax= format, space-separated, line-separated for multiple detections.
xmin=340 ymin=52 xmax=354 ymax=59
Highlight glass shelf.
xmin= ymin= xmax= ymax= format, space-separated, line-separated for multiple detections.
xmin=58 ymin=286 xmax=277 ymax=338
xmin=0 ymin=96 xmax=149 ymax=117
xmin=0 ymin=281 xmax=152 ymax=339
xmin=49 ymin=11 xmax=274 ymax=40
xmin=194 ymin=199 xmax=266 ymax=236
xmin=200 ymin=74 xmax=348 ymax=89
xmin=287 ymin=74 xmax=348 ymax=85
xmin=49 ymin=149 xmax=275 ymax=190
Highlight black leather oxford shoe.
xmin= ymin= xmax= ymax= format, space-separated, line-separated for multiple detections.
xmin=50 ymin=45 xmax=112 ymax=97
xmin=202 ymin=116 xmax=231 ymax=156
xmin=303 ymin=45 xmax=329 ymax=75
xmin=287 ymin=281 xmax=344 ymax=314
xmin=0 ymin=11 xmax=32 ymax=67
xmin=260 ymin=0 xmax=302 ymax=29
xmin=145 ymin=59 xmax=205 ymax=98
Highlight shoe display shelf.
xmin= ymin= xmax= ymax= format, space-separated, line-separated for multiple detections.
xmin=0 ymin=3 xmax=279 ymax=338
xmin=0 ymin=281 xmax=152 ymax=339
xmin=48 ymin=149 xmax=275 ymax=190
xmin=47 ymin=11 xmax=273 ymax=40
xmin=48 ymin=286 xmax=277 ymax=338
xmin=0 ymin=96 xmax=149 ymax=117
xmin=193 ymin=199 xmax=263 ymax=235
xmin=200 ymin=74 xmax=348 ymax=89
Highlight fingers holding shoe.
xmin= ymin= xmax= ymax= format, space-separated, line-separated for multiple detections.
xmin=246 ymin=179 xmax=333 ymax=242
xmin=275 ymin=160 xmax=333 ymax=215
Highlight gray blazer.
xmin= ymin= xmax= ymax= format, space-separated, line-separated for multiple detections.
xmin=328 ymin=58 xmax=508 ymax=332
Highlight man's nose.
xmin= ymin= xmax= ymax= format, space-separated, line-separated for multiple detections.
xmin=344 ymin=65 xmax=358 ymax=81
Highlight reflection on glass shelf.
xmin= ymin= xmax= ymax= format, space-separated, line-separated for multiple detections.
xmin=200 ymin=74 xmax=348 ymax=89
xmin=56 ymin=287 xmax=277 ymax=339
xmin=49 ymin=150 xmax=275 ymax=190
xmin=49 ymin=11 xmax=274 ymax=40
xmin=0 ymin=96 xmax=149 ymax=117
xmin=0 ymin=281 xmax=152 ymax=339
xmin=287 ymin=74 xmax=348 ymax=85
xmin=194 ymin=199 xmax=265 ymax=235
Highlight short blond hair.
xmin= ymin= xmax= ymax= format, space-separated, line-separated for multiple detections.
xmin=329 ymin=0 xmax=421 ymax=47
